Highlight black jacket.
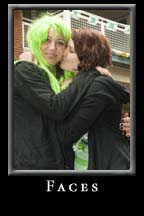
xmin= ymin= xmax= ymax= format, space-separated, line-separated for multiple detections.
xmin=14 ymin=61 xmax=130 ymax=170
xmin=60 ymin=75 xmax=130 ymax=170
xmin=14 ymin=61 xmax=98 ymax=169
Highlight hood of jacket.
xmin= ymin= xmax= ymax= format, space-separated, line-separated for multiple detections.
xmin=95 ymin=72 xmax=130 ymax=104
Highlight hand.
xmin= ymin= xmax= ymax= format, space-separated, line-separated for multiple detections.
xmin=96 ymin=66 xmax=113 ymax=78
xmin=120 ymin=113 xmax=130 ymax=138
xmin=19 ymin=52 xmax=37 ymax=64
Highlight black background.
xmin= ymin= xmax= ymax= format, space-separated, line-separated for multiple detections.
xmin=6 ymin=1 xmax=138 ymax=196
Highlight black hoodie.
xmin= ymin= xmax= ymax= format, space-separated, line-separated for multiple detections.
xmin=14 ymin=62 xmax=101 ymax=169
xmin=56 ymin=69 xmax=130 ymax=170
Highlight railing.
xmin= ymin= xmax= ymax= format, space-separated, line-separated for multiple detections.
xmin=23 ymin=10 xmax=130 ymax=54
xmin=70 ymin=10 xmax=130 ymax=54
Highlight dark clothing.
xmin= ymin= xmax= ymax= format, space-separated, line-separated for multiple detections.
xmin=14 ymin=61 xmax=130 ymax=170
xmin=14 ymin=61 xmax=97 ymax=169
xmin=59 ymin=75 xmax=130 ymax=169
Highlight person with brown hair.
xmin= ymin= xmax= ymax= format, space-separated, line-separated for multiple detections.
xmin=58 ymin=28 xmax=130 ymax=170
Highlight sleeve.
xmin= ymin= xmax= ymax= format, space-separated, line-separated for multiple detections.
xmin=61 ymin=79 xmax=116 ymax=144
xmin=14 ymin=62 xmax=95 ymax=120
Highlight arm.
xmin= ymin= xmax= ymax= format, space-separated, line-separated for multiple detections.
xmin=14 ymin=61 xmax=97 ymax=120
xmin=19 ymin=52 xmax=38 ymax=64
xmin=19 ymin=52 xmax=113 ymax=78
xmin=60 ymin=79 xmax=115 ymax=144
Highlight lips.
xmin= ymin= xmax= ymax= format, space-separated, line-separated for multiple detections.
xmin=46 ymin=53 xmax=57 ymax=58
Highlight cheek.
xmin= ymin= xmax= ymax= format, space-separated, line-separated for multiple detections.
xmin=57 ymin=47 xmax=66 ymax=56
xmin=41 ymin=43 xmax=48 ymax=51
xmin=41 ymin=46 xmax=48 ymax=57
xmin=57 ymin=50 xmax=64 ymax=61
xmin=64 ymin=56 xmax=72 ymax=65
xmin=72 ymin=57 xmax=78 ymax=65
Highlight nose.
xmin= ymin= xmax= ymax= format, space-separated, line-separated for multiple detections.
xmin=49 ymin=41 xmax=56 ymax=50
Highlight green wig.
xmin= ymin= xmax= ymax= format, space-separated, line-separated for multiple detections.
xmin=27 ymin=14 xmax=71 ymax=94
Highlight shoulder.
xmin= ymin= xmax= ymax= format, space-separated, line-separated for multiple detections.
xmin=93 ymin=75 xmax=122 ymax=91
xmin=87 ymin=74 xmax=113 ymax=92
xmin=92 ymin=75 xmax=130 ymax=103
xmin=14 ymin=61 xmax=41 ymax=73
xmin=14 ymin=61 xmax=47 ymax=79
xmin=95 ymin=74 xmax=114 ymax=85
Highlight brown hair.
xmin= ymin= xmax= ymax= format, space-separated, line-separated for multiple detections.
xmin=72 ymin=28 xmax=112 ymax=71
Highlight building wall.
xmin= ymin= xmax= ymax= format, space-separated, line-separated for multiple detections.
xmin=14 ymin=10 xmax=23 ymax=60
xmin=110 ymin=65 xmax=130 ymax=86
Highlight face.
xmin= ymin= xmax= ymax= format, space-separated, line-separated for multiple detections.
xmin=41 ymin=28 xmax=66 ymax=65
xmin=60 ymin=39 xmax=79 ymax=73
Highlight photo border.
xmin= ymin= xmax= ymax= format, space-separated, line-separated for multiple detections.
xmin=8 ymin=4 xmax=136 ymax=176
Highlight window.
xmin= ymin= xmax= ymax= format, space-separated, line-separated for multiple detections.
xmin=23 ymin=22 xmax=31 ymax=49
